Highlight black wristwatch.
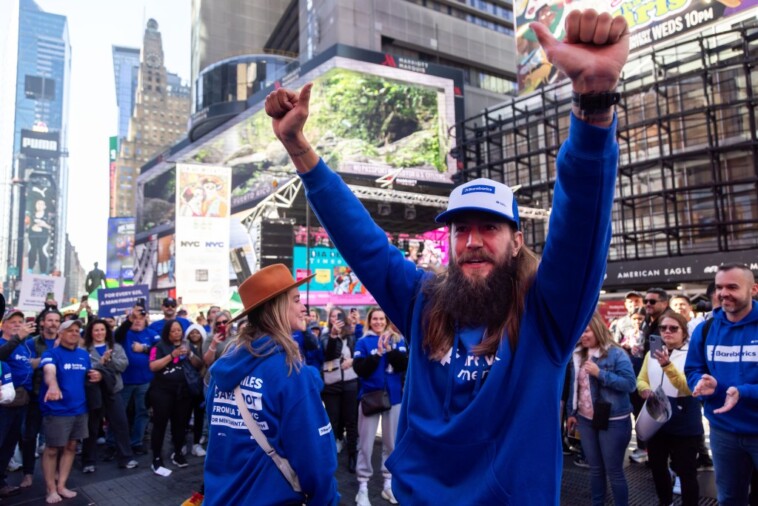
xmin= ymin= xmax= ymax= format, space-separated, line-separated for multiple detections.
xmin=572 ymin=91 xmax=621 ymax=113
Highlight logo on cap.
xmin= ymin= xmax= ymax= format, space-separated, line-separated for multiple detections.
xmin=462 ymin=185 xmax=495 ymax=195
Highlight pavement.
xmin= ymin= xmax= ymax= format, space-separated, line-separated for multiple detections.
xmin=0 ymin=435 xmax=719 ymax=506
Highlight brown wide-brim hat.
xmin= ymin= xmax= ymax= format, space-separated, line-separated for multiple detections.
xmin=231 ymin=264 xmax=315 ymax=322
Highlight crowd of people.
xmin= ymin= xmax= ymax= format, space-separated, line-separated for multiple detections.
xmin=0 ymin=295 xmax=230 ymax=504
xmin=1 ymin=8 xmax=756 ymax=506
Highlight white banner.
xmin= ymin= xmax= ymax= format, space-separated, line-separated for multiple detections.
xmin=175 ymin=164 xmax=231 ymax=304
xmin=17 ymin=274 xmax=65 ymax=311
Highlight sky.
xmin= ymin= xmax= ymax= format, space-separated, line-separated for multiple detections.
xmin=33 ymin=0 xmax=191 ymax=271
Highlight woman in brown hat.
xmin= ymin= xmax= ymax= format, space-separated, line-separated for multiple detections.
xmin=203 ymin=264 xmax=339 ymax=506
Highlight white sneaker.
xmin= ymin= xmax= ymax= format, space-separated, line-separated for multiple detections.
xmin=191 ymin=444 xmax=206 ymax=457
xmin=381 ymin=488 xmax=398 ymax=504
xmin=335 ymin=439 xmax=343 ymax=454
xmin=355 ymin=488 xmax=371 ymax=506
xmin=672 ymin=476 xmax=681 ymax=495
xmin=629 ymin=448 xmax=648 ymax=463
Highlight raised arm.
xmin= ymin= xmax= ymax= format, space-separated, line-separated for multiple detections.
xmin=527 ymin=11 xmax=629 ymax=362
xmin=265 ymin=86 xmax=426 ymax=335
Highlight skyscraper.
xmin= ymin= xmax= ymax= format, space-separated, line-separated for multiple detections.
xmin=112 ymin=45 xmax=141 ymax=143
xmin=0 ymin=0 xmax=71 ymax=294
xmin=112 ymin=19 xmax=190 ymax=218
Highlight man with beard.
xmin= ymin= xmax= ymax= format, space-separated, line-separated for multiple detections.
xmin=266 ymin=9 xmax=628 ymax=505
xmin=149 ymin=297 xmax=191 ymax=334
xmin=686 ymin=263 xmax=758 ymax=506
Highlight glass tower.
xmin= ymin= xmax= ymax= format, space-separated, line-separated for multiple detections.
xmin=1 ymin=0 xmax=70 ymax=288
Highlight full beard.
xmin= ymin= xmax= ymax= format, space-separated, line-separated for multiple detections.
xmin=424 ymin=254 xmax=517 ymax=330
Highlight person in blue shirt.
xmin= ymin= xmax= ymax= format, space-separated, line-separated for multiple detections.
xmin=353 ymin=308 xmax=408 ymax=506
xmin=113 ymin=305 xmax=159 ymax=455
xmin=18 ymin=308 xmax=59 ymax=489
xmin=264 ymin=10 xmax=629 ymax=504
xmin=204 ymin=264 xmax=339 ymax=506
xmin=686 ymin=263 xmax=758 ymax=506
xmin=39 ymin=319 xmax=102 ymax=504
xmin=149 ymin=297 xmax=191 ymax=334
xmin=0 ymin=309 xmax=37 ymax=498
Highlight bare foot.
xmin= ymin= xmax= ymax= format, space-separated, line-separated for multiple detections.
xmin=57 ymin=487 xmax=77 ymax=499
xmin=19 ymin=475 xmax=33 ymax=488
xmin=46 ymin=491 xmax=62 ymax=504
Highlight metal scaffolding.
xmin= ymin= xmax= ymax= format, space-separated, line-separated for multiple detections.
xmin=454 ymin=24 xmax=758 ymax=264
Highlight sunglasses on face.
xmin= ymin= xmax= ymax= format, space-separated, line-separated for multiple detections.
xmin=164 ymin=304 xmax=177 ymax=309
xmin=659 ymin=325 xmax=680 ymax=333
xmin=215 ymin=320 xmax=229 ymax=325
xmin=644 ymin=299 xmax=660 ymax=305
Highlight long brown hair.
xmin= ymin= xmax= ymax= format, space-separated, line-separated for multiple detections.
xmin=232 ymin=291 xmax=302 ymax=374
xmin=579 ymin=311 xmax=620 ymax=362
xmin=422 ymin=244 xmax=539 ymax=360
xmin=327 ymin=307 xmax=352 ymax=338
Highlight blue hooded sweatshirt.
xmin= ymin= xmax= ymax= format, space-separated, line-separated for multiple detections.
xmin=299 ymin=113 xmax=617 ymax=505
xmin=685 ymin=304 xmax=758 ymax=435
xmin=203 ymin=338 xmax=339 ymax=506
xmin=353 ymin=331 xmax=407 ymax=405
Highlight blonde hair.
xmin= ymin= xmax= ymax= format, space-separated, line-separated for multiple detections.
xmin=579 ymin=311 xmax=619 ymax=362
xmin=232 ymin=291 xmax=302 ymax=374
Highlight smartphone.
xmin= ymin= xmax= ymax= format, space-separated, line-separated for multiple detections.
xmin=26 ymin=316 xmax=35 ymax=324
xmin=649 ymin=334 xmax=664 ymax=357
xmin=336 ymin=312 xmax=347 ymax=324
xmin=46 ymin=292 xmax=54 ymax=302
xmin=216 ymin=323 xmax=227 ymax=338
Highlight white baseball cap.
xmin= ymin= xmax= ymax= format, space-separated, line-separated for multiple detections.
xmin=435 ymin=178 xmax=520 ymax=229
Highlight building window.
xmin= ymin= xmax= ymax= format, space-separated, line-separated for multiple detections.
xmin=24 ymin=75 xmax=56 ymax=100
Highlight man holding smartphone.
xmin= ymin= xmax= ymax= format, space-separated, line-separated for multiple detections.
xmin=112 ymin=303 xmax=158 ymax=456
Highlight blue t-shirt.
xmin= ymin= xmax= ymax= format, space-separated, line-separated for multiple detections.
xmin=149 ymin=317 xmax=191 ymax=336
xmin=0 ymin=336 xmax=36 ymax=391
xmin=122 ymin=328 xmax=159 ymax=385
xmin=95 ymin=345 xmax=107 ymax=356
xmin=39 ymin=346 xmax=91 ymax=416
xmin=44 ymin=338 xmax=56 ymax=349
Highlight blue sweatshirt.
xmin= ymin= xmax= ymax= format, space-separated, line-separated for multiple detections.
xmin=121 ymin=328 xmax=159 ymax=385
xmin=204 ymin=339 xmax=339 ymax=506
xmin=149 ymin=317 xmax=191 ymax=335
xmin=0 ymin=336 xmax=36 ymax=391
xmin=39 ymin=346 xmax=92 ymax=416
xmin=300 ymin=113 xmax=617 ymax=505
xmin=353 ymin=331 xmax=407 ymax=405
xmin=685 ymin=305 xmax=758 ymax=435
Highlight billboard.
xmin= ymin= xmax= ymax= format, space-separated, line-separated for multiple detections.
xmin=23 ymin=172 xmax=57 ymax=275
xmin=20 ymin=129 xmax=60 ymax=158
xmin=109 ymin=136 xmax=118 ymax=217
xmin=106 ymin=217 xmax=135 ymax=283
xmin=292 ymin=225 xmax=450 ymax=305
xmin=175 ymin=164 xmax=231 ymax=304
xmin=515 ymin=0 xmax=755 ymax=95
xmin=174 ymin=50 xmax=460 ymax=215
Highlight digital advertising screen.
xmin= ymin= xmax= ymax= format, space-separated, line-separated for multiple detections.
xmin=106 ymin=217 xmax=135 ymax=284
xmin=515 ymin=0 xmax=755 ymax=95
xmin=185 ymin=48 xmax=461 ymax=213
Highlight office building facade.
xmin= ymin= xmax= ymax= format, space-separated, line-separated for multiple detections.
xmin=191 ymin=0 xmax=516 ymax=119
xmin=0 ymin=0 xmax=71 ymax=297
xmin=455 ymin=11 xmax=758 ymax=291
xmin=111 ymin=19 xmax=191 ymax=218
